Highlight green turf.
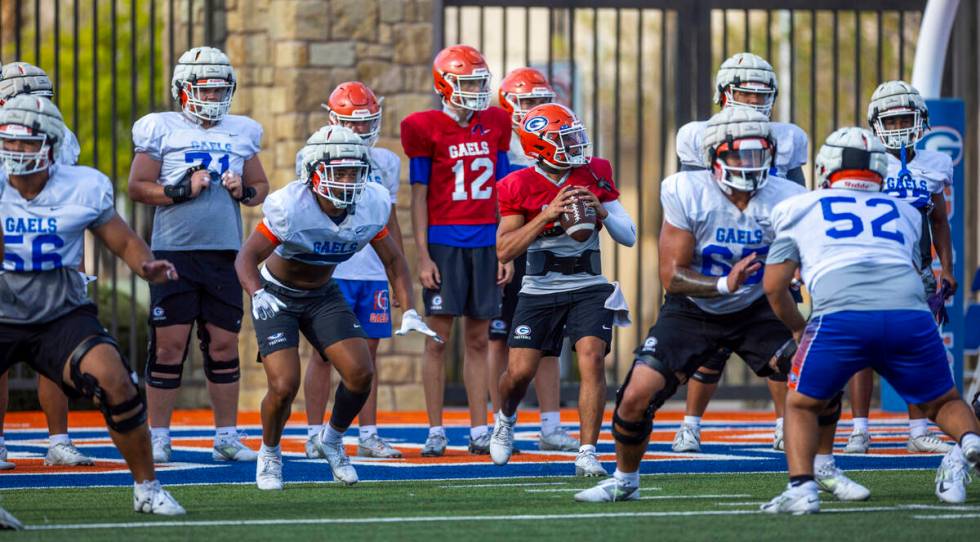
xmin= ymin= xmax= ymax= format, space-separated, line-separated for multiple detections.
xmin=3 ymin=471 xmax=977 ymax=541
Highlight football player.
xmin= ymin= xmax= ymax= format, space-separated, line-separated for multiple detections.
xmin=298 ymin=82 xmax=406 ymax=460
xmin=844 ymin=81 xmax=956 ymax=455
xmin=492 ymin=67 xmax=578 ymax=451
xmin=128 ymin=47 xmax=269 ymax=464
xmin=401 ymin=45 xmax=514 ymax=456
xmin=489 ymin=103 xmax=636 ymax=476
xmin=0 ymin=61 xmax=91 ymax=468
xmin=761 ymin=127 xmax=979 ymax=513
xmin=576 ymin=108 xmax=866 ymax=503
xmin=0 ymin=95 xmax=184 ymax=515
xmin=671 ymin=52 xmax=809 ymax=454
xmin=236 ymin=126 xmax=437 ymax=490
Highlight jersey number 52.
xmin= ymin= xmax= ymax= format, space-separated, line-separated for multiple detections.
xmin=819 ymin=196 xmax=905 ymax=244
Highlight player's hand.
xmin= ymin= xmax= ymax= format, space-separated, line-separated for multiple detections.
xmin=395 ymin=309 xmax=444 ymax=343
xmin=418 ymin=255 xmax=441 ymax=290
xmin=189 ymin=169 xmax=212 ymax=198
xmin=251 ymin=288 xmax=287 ymax=321
xmin=542 ymin=185 xmax=579 ymax=221
xmin=497 ymin=260 xmax=514 ymax=286
xmin=725 ymin=252 xmax=763 ymax=293
xmin=576 ymin=188 xmax=607 ymax=219
xmin=222 ymin=171 xmax=244 ymax=200
xmin=941 ymin=269 xmax=958 ymax=296
xmin=141 ymin=259 xmax=178 ymax=284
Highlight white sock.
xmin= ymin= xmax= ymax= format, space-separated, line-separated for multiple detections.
xmin=775 ymin=417 xmax=784 ymax=429
xmin=215 ymin=426 xmax=236 ymax=441
xmin=909 ymin=418 xmax=929 ymax=439
xmin=960 ymin=432 xmax=980 ymax=451
xmin=614 ymin=469 xmax=640 ymax=488
xmin=259 ymin=443 xmax=280 ymax=456
xmin=852 ymin=417 xmax=869 ymax=434
xmin=814 ymin=453 xmax=835 ymax=471
xmin=950 ymin=444 xmax=966 ymax=463
xmin=134 ymin=479 xmax=160 ymax=491
xmin=0 ymin=436 xmax=6 ymax=447
xmin=307 ymin=424 xmax=324 ymax=438
xmin=359 ymin=425 xmax=378 ymax=440
xmin=470 ymin=425 xmax=488 ymax=440
xmin=683 ymin=416 xmax=701 ymax=429
xmin=49 ymin=433 xmax=70 ymax=446
xmin=579 ymin=444 xmax=596 ymax=454
xmin=540 ymin=411 xmax=561 ymax=435
xmin=323 ymin=425 xmax=345 ymax=446
xmin=497 ymin=411 xmax=517 ymax=424
xmin=428 ymin=426 xmax=445 ymax=437
xmin=150 ymin=427 xmax=170 ymax=441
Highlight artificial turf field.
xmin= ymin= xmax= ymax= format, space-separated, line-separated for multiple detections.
xmin=1 ymin=409 xmax=977 ymax=539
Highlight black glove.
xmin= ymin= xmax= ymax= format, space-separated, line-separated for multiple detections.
xmin=772 ymin=338 xmax=798 ymax=376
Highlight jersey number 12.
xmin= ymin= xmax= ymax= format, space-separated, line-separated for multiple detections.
xmin=451 ymin=158 xmax=494 ymax=201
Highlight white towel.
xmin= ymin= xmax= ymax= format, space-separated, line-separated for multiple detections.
xmin=604 ymin=281 xmax=631 ymax=328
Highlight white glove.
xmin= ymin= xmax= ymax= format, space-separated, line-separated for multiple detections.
xmin=395 ymin=309 xmax=444 ymax=343
xmin=251 ymin=288 xmax=287 ymax=321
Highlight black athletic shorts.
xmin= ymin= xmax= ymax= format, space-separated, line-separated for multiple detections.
xmin=149 ymin=250 xmax=243 ymax=332
xmin=490 ymin=252 xmax=527 ymax=341
xmin=508 ymin=283 xmax=614 ymax=356
xmin=635 ymin=294 xmax=791 ymax=379
xmin=253 ymin=277 xmax=367 ymax=358
xmin=0 ymin=304 xmax=110 ymax=391
xmin=423 ymin=244 xmax=501 ymax=320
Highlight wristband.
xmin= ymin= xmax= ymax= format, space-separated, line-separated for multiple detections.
xmin=716 ymin=276 xmax=731 ymax=295
xmin=163 ymin=182 xmax=191 ymax=204
xmin=237 ymin=185 xmax=257 ymax=204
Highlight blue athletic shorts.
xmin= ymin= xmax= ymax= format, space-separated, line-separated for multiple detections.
xmin=790 ymin=310 xmax=953 ymax=404
xmin=335 ymin=279 xmax=392 ymax=339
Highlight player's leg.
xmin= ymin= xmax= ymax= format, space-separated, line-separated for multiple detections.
xmin=673 ymin=350 xmax=727 ymax=453
xmin=490 ymin=346 xmax=544 ymax=465
xmin=318 ymin=337 xmax=374 ymax=486
xmin=303 ymin=348 xmax=332 ymax=458
xmin=573 ymin=336 xmax=609 ymax=477
xmin=768 ymin=374 xmax=788 ymax=451
xmin=908 ymin=402 xmax=952 ymax=453
xmin=462 ymin=316 xmax=491 ymax=453
xmin=488 ymin=333 xmax=507 ymax=417
xmin=420 ymin=314 xmax=453 ymax=456
xmin=0 ymin=372 xmax=13 ymax=470
xmin=844 ymin=368 xmax=874 ymax=453
xmin=257 ymin=347 xmax=301 ymax=490
xmin=144 ymin=322 xmax=192 ymax=463
xmin=536 ymin=355 xmax=579 ymax=451
xmin=762 ymin=387 xmax=826 ymax=514
xmin=39 ymin=375 xmax=93 ymax=466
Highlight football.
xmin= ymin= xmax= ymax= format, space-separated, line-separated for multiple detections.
xmin=560 ymin=198 xmax=597 ymax=242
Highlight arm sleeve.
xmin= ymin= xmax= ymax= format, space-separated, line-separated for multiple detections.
xmin=131 ymin=115 xmax=163 ymax=161
xmin=602 ymin=200 xmax=637 ymax=247
xmin=495 ymin=151 xmax=511 ymax=180
xmin=409 ymin=157 xmax=432 ymax=185
xmin=660 ymin=177 xmax=691 ymax=231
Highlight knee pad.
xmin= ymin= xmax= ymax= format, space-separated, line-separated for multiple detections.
xmin=771 ymin=339 xmax=798 ymax=377
xmin=768 ymin=372 xmax=788 ymax=383
xmin=68 ymin=335 xmax=147 ymax=433
xmin=700 ymin=348 xmax=730 ymax=373
xmin=197 ymin=325 xmax=240 ymax=384
xmin=611 ymin=356 xmax=678 ymax=445
xmin=330 ymin=383 xmax=371 ymax=430
xmin=818 ymin=391 xmax=844 ymax=427
xmin=691 ymin=369 xmax=722 ymax=385
xmin=144 ymin=328 xmax=189 ymax=389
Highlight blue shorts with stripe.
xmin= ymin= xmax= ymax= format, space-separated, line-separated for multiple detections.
xmin=789 ymin=309 xmax=953 ymax=404
xmin=335 ymin=279 xmax=392 ymax=339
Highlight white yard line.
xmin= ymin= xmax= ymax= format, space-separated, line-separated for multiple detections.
xmin=640 ymin=494 xmax=751 ymax=500
xmin=438 ymin=482 xmax=567 ymax=489
xmin=524 ymin=487 xmax=662 ymax=493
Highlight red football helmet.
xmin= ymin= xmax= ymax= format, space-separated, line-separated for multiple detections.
xmin=433 ymin=45 xmax=492 ymax=111
xmin=324 ymin=81 xmax=382 ymax=147
xmin=498 ymin=67 xmax=556 ymax=127
xmin=519 ymin=103 xmax=591 ymax=170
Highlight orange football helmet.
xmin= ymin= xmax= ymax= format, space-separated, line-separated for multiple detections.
xmin=519 ymin=103 xmax=591 ymax=170
xmin=499 ymin=67 xmax=556 ymax=127
xmin=324 ymin=81 xmax=382 ymax=146
xmin=432 ymin=45 xmax=492 ymax=111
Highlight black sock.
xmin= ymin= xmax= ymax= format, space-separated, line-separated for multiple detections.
xmin=330 ymin=383 xmax=370 ymax=431
xmin=789 ymin=475 xmax=815 ymax=487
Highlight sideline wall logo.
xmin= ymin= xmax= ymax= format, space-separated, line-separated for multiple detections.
xmin=920 ymin=126 xmax=963 ymax=166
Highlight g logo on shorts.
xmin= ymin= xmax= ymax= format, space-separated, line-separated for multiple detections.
xmin=513 ymin=325 xmax=532 ymax=340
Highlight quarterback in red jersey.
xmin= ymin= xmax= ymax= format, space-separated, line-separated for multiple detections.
xmin=400 ymin=44 xmax=514 ymax=456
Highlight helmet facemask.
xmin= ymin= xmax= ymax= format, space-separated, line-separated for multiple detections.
xmin=0 ymin=123 xmax=52 ymax=176
xmin=180 ymin=78 xmax=234 ymax=123
xmin=542 ymin=124 xmax=591 ymax=169
xmin=712 ymin=137 xmax=773 ymax=194
xmin=723 ymin=82 xmax=776 ymax=118
xmin=310 ymin=158 xmax=369 ymax=209
xmin=328 ymin=109 xmax=382 ymax=147
xmin=444 ymin=69 xmax=492 ymax=111
xmin=872 ymin=108 xmax=922 ymax=150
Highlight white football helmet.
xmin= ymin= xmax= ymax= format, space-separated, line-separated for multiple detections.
xmin=815 ymin=127 xmax=889 ymax=192
xmin=867 ymin=80 xmax=928 ymax=150
xmin=171 ymin=47 xmax=236 ymax=124
xmin=702 ymin=107 xmax=774 ymax=194
xmin=714 ymin=52 xmax=778 ymax=118
xmin=0 ymin=62 xmax=54 ymax=105
xmin=0 ymin=95 xmax=65 ymax=176
xmin=300 ymin=125 xmax=370 ymax=209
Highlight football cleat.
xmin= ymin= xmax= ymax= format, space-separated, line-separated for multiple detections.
xmin=539 ymin=427 xmax=580 ymax=452
xmin=964 ymin=439 xmax=980 ymax=473
xmin=0 ymin=505 xmax=23 ymax=530
xmin=574 ymin=477 xmax=639 ymax=502
xmin=935 ymin=449 xmax=972 ymax=504
xmin=773 ymin=424 xmax=785 ymax=451
xmin=151 ymin=434 xmax=172 ymax=463
xmin=574 ymin=449 xmax=608 ymax=477
xmin=212 ymin=432 xmax=258 ymax=462
xmin=322 ymin=438 xmax=358 ymax=486
xmin=421 ymin=433 xmax=448 ymax=457
xmin=468 ymin=432 xmax=491 ymax=455
xmin=489 ymin=417 xmax=515 ymax=465
xmin=843 ymin=431 xmax=871 ymax=454
xmin=45 ymin=442 xmax=95 ymax=466
xmin=358 ymin=434 xmax=403 ymax=458
xmin=908 ymin=433 xmax=953 ymax=453
xmin=671 ymin=423 xmax=701 ymax=453
xmin=256 ymin=449 xmax=284 ymax=491
xmin=761 ymin=483 xmax=820 ymax=515
xmin=133 ymin=480 xmax=186 ymax=516
xmin=0 ymin=445 xmax=15 ymax=471
xmin=815 ymin=463 xmax=871 ymax=501
xmin=306 ymin=435 xmax=327 ymax=459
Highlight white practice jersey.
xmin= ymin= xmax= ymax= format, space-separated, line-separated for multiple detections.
xmin=132 ymin=111 xmax=262 ymax=251
xmin=507 ymin=131 xmax=534 ymax=170
xmin=768 ymin=188 xmax=926 ymax=317
xmin=676 ymin=120 xmax=809 ymax=180
xmin=0 ymin=125 xmax=80 ymax=185
xmin=881 ymin=149 xmax=952 ymax=210
xmin=293 ymin=146 xmax=400 ymax=282
xmin=661 ymin=170 xmax=806 ymax=314
xmin=260 ymin=180 xmax=390 ymax=267
xmin=0 ymin=165 xmax=115 ymax=324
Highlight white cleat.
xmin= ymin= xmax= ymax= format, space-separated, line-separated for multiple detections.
xmin=0 ymin=445 xmax=15 ymax=471
xmin=539 ymin=427 xmax=580 ymax=452
xmin=761 ymin=483 xmax=820 ymax=515
xmin=420 ymin=433 xmax=448 ymax=457
xmin=358 ymin=434 xmax=403 ymax=458
xmin=0 ymin=505 xmax=23 ymax=530
xmin=133 ymin=480 xmax=186 ymax=516
xmin=256 ymin=449 xmax=284 ymax=491
xmin=574 ymin=448 xmax=608 ymax=477
xmin=322 ymin=437 xmax=358 ymax=486
xmin=212 ymin=432 xmax=258 ymax=462
xmin=773 ymin=424 xmax=785 ymax=451
xmin=574 ymin=477 xmax=639 ymax=502
xmin=908 ymin=433 xmax=953 ymax=453
xmin=935 ymin=449 xmax=972 ymax=504
xmin=964 ymin=440 xmax=980 ymax=473
xmin=305 ymin=435 xmax=327 ymax=459
xmin=815 ymin=463 xmax=871 ymax=501
xmin=45 ymin=442 xmax=96 ymax=466
xmin=672 ymin=423 xmax=701 ymax=453
xmin=490 ymin=417 xmax=515 ymax=466
xmin=151 ymin=435 xmax=172 ymax=463
xmin=843 ymin=431 xmax=871 ymax=454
